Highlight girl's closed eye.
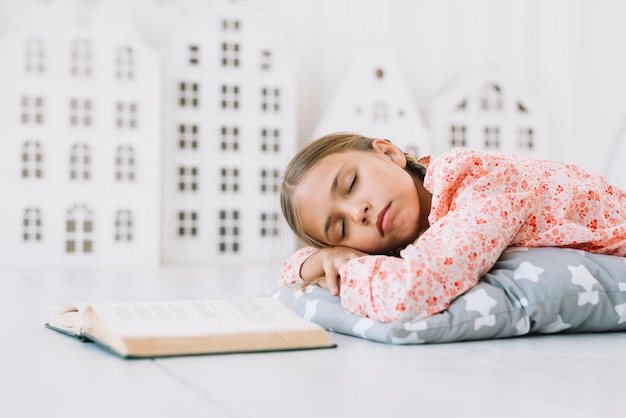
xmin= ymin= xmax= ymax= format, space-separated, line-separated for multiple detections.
xmin=348 ymin=172 xmax=358 ymax=194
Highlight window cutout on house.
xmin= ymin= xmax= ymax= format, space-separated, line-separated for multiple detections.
xmin=115 ymin=209 xmax=133 ymax=242
xmin=517 ymin=102 xmax=528 ymax=113
xmin=178 ymin=82 xmax=200 ymax=108
xmin=69 ymin=143 xmax=91 ymax=181
xmin=372 ymin=102 xmax=388 ymax=121
xmin=115 ymin=145 xmax=135 ymax=181
xmin=449 ymin=125 xmax=467 ymax=148
xmin=218 ymin=209 xmax=240 ymax=253
xmin=220 ymin=168 xmax=239 ymax=192
xmin=116 ymin=102 xmax=138 ymax=129
xmin=178 ymin=124 xmax=199 ymax=150
xmin=260 ymin=128 xmax=280 ymax=153
xmin=220 ymin=85 xmax=240 ymax=110
xmin=189 ymin=44 xmax=199 ymax=66
xmin=177 ymin=211 xmax=198 ymax=237
xmin=65 ymin=203 xmax=93 ymax=254
xmin=260 ymin=212 xmax=279 ymax=237
xmin=21 ymin=141 xmax=44 ymax=179
xmin=25 ymin=38 xmax=45 ymax=74
xmin=518 ymin=127 xmax=534 ymax=150
xmin=260 ymin=87 xmax=279 ymax=112
xmin=178 ymin=166 xmax=199 ymax=192
xmin=221 ymin=19 xmax=241 ymax=32
xmin=23 ymin=207 xmax=43 ymax=242
xmin=484 ymin=126 xmax=500 ymax=149
xmin=457 ymin=99 xmax=467 ymax=111
xmin=260 ymin=50 xmax=272 ymax=71
xmin=480 ymin=82 xmax=502 ymax=111
xmin=70 ymin=38 xmax=92 ymax=77
xmin=221 ymin=42 xmax=240 ymax=67
xmin=260 ymin=168 xmax=280 ymax=194
xmin=20 ymin=96 xmax=44 ymax=125
xmin=220 ymin=126 xmax=240 ymax=151
xmin=375 ymin=68 xmax=384 ymax=79
xmin=116 ymin=46 xmax=134 ymax=80
xmin=69 ymin=98 xmax=92 ymax=126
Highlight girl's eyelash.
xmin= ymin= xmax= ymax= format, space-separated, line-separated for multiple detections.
xmin=341 ymin=218 xmax=346 ymax=239
xmin=348 ymin=173 xmax=357 ymax=193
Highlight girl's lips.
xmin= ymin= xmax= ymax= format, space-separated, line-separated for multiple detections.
xmin=376 ymin=203 xmax=391 ymax=237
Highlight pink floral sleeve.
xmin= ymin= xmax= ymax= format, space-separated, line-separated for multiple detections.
xmin=279 ymin=246 xmax=317 ymax=285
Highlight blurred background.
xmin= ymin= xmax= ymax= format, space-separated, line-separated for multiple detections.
xmin=1 ymin=0 xmax=626 ymax=266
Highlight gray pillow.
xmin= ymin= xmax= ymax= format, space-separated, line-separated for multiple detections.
xmin=270 ymin=247 xmax=626 ymax=344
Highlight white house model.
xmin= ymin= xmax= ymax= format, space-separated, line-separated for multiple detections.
xmin=160 ymin=0 xmax=297 ymax=264
xmin=313 ymin=48 xmax=431 ymax=159
xmin=429 ymin=71 xmax=547 ymax=158
xmin=0 ymin=0 xmax=161 ymax=265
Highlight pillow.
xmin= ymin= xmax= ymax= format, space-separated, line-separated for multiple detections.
xmin=269 ymin=247 xmax=626 ymax=344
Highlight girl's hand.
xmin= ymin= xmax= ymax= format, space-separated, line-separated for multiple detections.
xmin=300 ymin=246 xmax=367 ymax=296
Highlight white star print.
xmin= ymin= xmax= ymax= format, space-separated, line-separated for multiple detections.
xmin=538 ymin=315 xmax=571 ymax=333
xmin=403 ymin=320 xmax=428 ymax=332
xmin=568 ymin=264 xmax=598 ymax=291
xmin=463 ymin=288 xmax=497 ymax=317
xmin=513 ymin=261 xmax=544 ymax=282
xmin=474 ymin=315 xmax=496 ymax=330
xmin=615 ymin=303 xmax=626 ymax=325
xmin=515 ymin=317 xmax=530 ymax=335
xmin=303 ymin=299 xmax=318 ymax=321
xmin=352 ymin=317 xmax=375 ymax=338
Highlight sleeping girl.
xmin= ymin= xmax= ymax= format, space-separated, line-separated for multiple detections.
xmin=279 ymin=132 xmax=626 ymax=323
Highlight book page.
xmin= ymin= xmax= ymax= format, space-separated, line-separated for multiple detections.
xmin=87 ymin=298 xmax=320 ymax=338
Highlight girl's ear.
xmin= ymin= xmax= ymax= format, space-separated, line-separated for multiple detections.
xmin=372 ymin=139 xmax=407 ymax=168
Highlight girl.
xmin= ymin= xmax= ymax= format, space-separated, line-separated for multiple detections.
xmin=279 ymin=132 xmax=626 ymax=323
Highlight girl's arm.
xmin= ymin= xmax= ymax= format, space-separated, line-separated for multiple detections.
xmin=279 ymin=246 xmax=366 ymax=295
xmin=338 ymin=191 xmax=533 ymax=322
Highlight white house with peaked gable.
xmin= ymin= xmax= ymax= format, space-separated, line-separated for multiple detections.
xmin=160 ymin=0 xmax=298 ymax=264
xmin=0 ymin=0 xmax=161 ymax=265
xmin=429 ymin=70 xmax=548 ymax=158
xmin=313 ymin=48 xmax=431 ymax=159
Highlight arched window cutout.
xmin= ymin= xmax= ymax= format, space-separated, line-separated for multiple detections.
xmin=218 ymin=209 xmax=240 ymax=253
xmin=21 ymin=141 xmax=43 ymax=179
xmin=115 ymin=209 xmax=133 ymax=242
xmin=69 ymin=143 xmax=91 ymax=181
xmin=70 ymin=38 xmax=92 ymax=77
xmin=480 ymin=83 xmax=503 ymax=111
xmin=456 ymin=99 xmax=467 ymax=111
xmin=23 ymin=207 xmax=43 ymax=242
xmin=115 ymin=145 xmax=135 ymax=181
xmin=25 ymin=38 xmax=45 ymax=74
xmin=116 ymin=46 xmax=134 ymax=79
xmin=519 ymin=127 xmax=534 ymax=150
xmin=65 ymin=203 xmax=93 ymax=253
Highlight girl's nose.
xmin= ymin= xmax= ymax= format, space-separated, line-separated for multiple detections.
xmin=352 ymin=202 xmax=370 ymax=225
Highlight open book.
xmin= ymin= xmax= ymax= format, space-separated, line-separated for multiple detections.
xmin=46 ymin=297 xmax=335 ymax=358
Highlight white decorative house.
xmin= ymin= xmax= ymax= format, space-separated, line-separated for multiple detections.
xmin=0 ymin=0 xmax=161 ymax=265
xmin=160 ymin=0 xmax=298 ymax=264
xmin=429 ymin=71 xmax=548 ymax=158
xmin=313 ymin=48 xmax=431 ymax=159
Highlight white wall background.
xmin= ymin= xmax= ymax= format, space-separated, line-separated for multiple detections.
xmin=259 ymin=0 xmax=626 ymax=175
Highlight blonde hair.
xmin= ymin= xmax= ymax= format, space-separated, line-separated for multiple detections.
xmin=281 ymin=132 xmax=425 ymax=248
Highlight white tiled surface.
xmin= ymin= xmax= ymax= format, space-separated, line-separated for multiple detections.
xmin=2 ymin=264 xmax=626 ymax=418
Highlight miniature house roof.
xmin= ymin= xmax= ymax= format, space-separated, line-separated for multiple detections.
xmin=313 ymin=48 xmax=431 ymax=159
xmin=429 ymin=70 xmax=548 ymax=158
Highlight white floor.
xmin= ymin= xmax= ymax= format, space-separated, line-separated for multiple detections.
xmin=2 ymin=263 xmax=625 ymax=418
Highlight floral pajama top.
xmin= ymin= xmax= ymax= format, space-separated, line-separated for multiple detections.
xmin=279 ymin=148 xmax=626 ymax=323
